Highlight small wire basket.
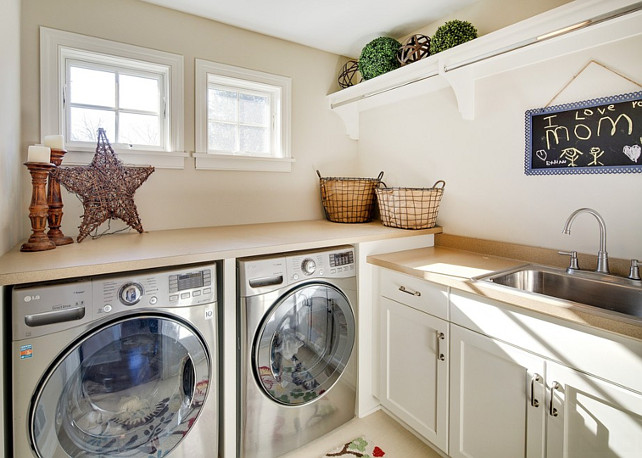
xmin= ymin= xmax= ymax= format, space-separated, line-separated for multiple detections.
xmin=376 ymin=180 xmax=445 ymax=229
xmin=317 ymin=170 xmax=384 ymax=223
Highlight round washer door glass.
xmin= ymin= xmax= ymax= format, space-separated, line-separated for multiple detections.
xmin=253 ymin=282 xmax=355 ymax=406
xmin=31 ymin=315 xmax=210 ymax=458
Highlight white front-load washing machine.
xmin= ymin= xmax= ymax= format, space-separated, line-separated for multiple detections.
xmin=11 ymin=263 xmax=218 ymax=458
xmin=238 ymin=246 xmax=357 ymax=457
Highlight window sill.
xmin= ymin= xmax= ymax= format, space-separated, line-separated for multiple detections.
xmin=193 ymin=153 xmax=295 ymax=172
xmin=62 ymin=149 xmax=188 ymax=169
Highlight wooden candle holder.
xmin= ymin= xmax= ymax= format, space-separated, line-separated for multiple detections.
xmin=47 ymin=148 xmax=73 ymax=245
xmin=21 ymin=162 xmax=56 ymax=252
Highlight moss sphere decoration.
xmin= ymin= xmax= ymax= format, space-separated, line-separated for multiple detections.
xmin=430 ymin=20 xmax=478 ymax=54
xmin=358 ymin=37 xmax=402 ymax=80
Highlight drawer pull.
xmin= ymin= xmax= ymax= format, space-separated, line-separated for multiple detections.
xmin=399 ymin=285 xmax=421 ymax=296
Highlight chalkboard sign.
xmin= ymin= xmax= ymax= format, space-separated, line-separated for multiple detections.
xmin=525 ymin=91 xmax=642 ymax=175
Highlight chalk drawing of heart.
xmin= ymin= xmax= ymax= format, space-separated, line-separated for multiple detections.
xmin=536 ymin=150 xmax=547 ymax=161
xmin=622 ymin=145 xmax=641 ymax=163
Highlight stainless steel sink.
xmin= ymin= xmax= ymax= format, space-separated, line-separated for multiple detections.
xmin=477 ymin=265 xmax=642 ymax=319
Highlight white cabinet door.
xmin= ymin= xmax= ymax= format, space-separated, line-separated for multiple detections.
xmin=380 ymin=296 xmax=449 ymax=452
xmin=546 ymin=361 xmax=642 ymax=458
xmin=449 ymin=325 xmax=546 ymax=458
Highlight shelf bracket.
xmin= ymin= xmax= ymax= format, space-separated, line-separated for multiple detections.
xmin=439 ymin=61 xmax=476 ymax=120
xmin=331 ymin=101 xmax=360 ymax=140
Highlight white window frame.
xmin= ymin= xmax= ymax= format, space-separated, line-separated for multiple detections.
xmin=40 ymin=27 xmax=187 ymax=169
xmin=195 ymin=59 xmax=293 ymax=172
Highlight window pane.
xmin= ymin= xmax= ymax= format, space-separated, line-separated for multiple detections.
xmin=69 ymin=107 xmax=115 ymax=142
xmin=239 ymin=93 xmax=269 ymax=125
xmin=240 ymin=126 xmax=269 ymax=154
xmin=208 ymin=88 xmax=237 ymax=122
xmin=69 ymin=66 xmax=115 ymax=107
xmin=119 ymin=113 xmax=161 ymax=146
xmin=119 ymin=74 xmax=160 ymax=113
xmin=209 ymin=122 xmax=236 ymax=152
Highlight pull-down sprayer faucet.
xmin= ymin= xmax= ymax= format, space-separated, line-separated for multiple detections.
xmin=562 ymin=208 xmax=609 ymax=274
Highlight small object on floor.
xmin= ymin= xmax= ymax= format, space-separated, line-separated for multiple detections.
xmin=323 ymin=436 xmax=385 ymax=457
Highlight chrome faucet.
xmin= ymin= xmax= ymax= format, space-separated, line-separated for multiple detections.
xmin=562 ymin=208 xmax=609 ymax=274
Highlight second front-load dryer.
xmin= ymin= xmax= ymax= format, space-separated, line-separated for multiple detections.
xmin=238 ymin=246 xmax=357 ymax=457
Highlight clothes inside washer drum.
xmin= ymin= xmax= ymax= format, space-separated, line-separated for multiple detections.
xmin=41 ymin=323 xmax=210 ymax=458
xmin=54 ymin=379 xmax=209 ymax=457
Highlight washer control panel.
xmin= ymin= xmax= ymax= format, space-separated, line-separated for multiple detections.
xmin=96 ymin=264 xmax=216 ymax=318
xmin=12 ymin=263 xmax=217 ymax=340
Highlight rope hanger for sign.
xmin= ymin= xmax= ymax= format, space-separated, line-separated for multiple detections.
xmin=525 ymin=60 xmax=642 ymax=176
xmin=545 ymin=59 xmax=642 ymax=108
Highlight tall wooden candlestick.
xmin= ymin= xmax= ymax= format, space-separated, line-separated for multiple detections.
xmin=21 ymin=162 xmax=56 ymax=252
xmin=47 ymin=148 xmax=73 ymax=245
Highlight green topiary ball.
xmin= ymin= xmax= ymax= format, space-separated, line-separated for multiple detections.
xmin=430 ymin=20 xmax=478 ymax=54
xmin=358 ymin=37 xmax=402 ymax=80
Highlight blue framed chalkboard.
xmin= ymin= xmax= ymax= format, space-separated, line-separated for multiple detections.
xmin=525 ymin=91 xmax=642 ymax=175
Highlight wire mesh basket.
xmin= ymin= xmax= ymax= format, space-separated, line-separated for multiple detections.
xmin=376 ymin=180 xmax=445 ymax=229
xmin=317 ymin=170 xmax=384 ymax=223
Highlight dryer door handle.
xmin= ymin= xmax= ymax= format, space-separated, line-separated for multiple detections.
xmin=181 ymin=356 xmax=196 ymax=406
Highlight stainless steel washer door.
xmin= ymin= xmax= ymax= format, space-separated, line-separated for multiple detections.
xmin=252 ymin=282 xmax=355 ymax=406
xmin=30 ymin=314 xmax=211 ymax=458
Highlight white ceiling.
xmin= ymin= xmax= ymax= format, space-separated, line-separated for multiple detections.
xmin=140 ymin=0 xmax=479 ymax=57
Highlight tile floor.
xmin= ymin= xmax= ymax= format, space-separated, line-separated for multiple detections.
xmin=280 ymin=409 xmax=444 ymax=457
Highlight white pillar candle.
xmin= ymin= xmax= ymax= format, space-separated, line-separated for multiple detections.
xmin=27 ymin=145 xmax=52 ymax=163
xmin=44 ymin=134 xmax=65 ymax=150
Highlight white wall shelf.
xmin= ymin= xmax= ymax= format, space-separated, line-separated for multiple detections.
xmin=327 ymin=0 xmax=642 ymax=140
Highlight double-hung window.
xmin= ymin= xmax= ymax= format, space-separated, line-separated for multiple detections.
xmin=40 ymin=27 xmax=185 ymax=168
xmin=195 ymin=60 xmax=292 ymax=172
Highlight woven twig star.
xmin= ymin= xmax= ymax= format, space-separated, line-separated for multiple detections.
xmin=53 ymin=129 xmax=155 ymax=242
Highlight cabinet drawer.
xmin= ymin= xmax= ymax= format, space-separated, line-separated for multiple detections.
xmin=379 ymin=268 xmax=448 ymax=320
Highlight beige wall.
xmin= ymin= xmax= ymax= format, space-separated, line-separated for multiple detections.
xmin=20 ymin=0 xmax=357 ymax=240
xmin=357 ymin=32 xmax=642 ymax=260
xmin=1 ymin=0 xmax=22 ymax=256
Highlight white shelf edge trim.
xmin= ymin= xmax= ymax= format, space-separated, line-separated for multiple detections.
xmin=327 ymin=0 xmax=642 ymax=140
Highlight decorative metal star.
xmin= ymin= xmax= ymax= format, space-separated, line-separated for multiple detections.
xmin=53 ymin=129 xmax=155 ymax=242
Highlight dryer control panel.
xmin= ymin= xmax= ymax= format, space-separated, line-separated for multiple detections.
xmin=287 ymin=247 xmax=355 ymax=282
xmin=239 ymin=246 xmax=355 ymax=297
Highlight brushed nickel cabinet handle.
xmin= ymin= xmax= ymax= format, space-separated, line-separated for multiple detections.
xmin=549 ymin=381 xmax=561 ymax=417
xmin=530 ymin=373 xmax=542 ymax=408
xmin=437 ymin=331 xmax=445 ymax=361
xmin=399 ymin=285 xmax=421 ymax=296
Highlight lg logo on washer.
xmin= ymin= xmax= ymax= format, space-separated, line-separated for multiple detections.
xmin=23 ymin=295 xmax=40 ymax=302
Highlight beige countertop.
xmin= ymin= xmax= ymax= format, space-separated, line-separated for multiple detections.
xmin=368 ymin=246 xmax=642 ymax=342
xmin=0 ymin=220 xmax=442 ymax=286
